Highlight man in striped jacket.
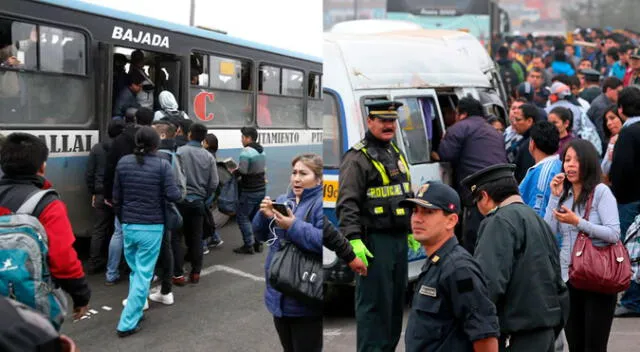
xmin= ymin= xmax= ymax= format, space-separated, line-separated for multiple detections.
xmin=519 ymin=121 xmax=562 ymax=218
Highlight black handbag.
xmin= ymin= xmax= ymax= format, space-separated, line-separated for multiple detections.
xmin=268 ymin=202 xmax=323 ymax=307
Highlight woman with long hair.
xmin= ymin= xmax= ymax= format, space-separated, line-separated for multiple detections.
xmin=252 ymin=153 xmax=323 ymax=352
xmin=600 ymin=106 xmax=624 ymax=181
xmin=113 ymin=126 xmax=181 ymax=337
xmin=548 ymin=106 xmax=575 ymax=154
xmin=544 ymin=139 xmax=620 ymax=351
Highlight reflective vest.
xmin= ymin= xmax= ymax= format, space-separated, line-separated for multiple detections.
xmin=355 ymin=140 xmax=412 ymax=232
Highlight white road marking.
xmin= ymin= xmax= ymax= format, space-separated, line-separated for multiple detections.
xmin=101 ymin=306 xmax=112 ymax=311
xmin=323 ymin=329 xmax=343 ymax=336
xmin=151 ymin=264 xmax=265 ymax=292
xmin=89 ymin=309 xmax=99 ymax=315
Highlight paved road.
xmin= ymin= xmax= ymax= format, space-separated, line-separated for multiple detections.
xmin=62 ymin=220 xmax=281 ymax=352
xmin=323 ymin=286 xmax=640 ymax=352
xmin=62 ymin=221 xmax=640 ymax=352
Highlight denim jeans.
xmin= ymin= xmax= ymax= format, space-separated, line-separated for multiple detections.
xmin=106 ymin=217 xmax=123 ymax=282
xmin=117 ymin=223 xmax=163 ymax=332
xmin=236 ymin=190 xmax=266 ymax=246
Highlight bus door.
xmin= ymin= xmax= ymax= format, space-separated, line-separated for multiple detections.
xmin=97 ymin=42 xmax=115 ymax=138
xmin=387 ymin=89 xmax=452 ymax=281
xmin=154 ymin=55 xmax=182 ymax=104
xmin=111 ymin=46 xmax=183 ymax=116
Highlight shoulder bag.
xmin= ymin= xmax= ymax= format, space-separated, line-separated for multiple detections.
xmin=268 ymin=201 xmax=323 ymax=307
xmin=569 ymin=191 xmax=632 ymax=294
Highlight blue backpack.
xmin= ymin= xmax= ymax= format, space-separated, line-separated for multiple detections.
xmin=0 ymin=189 xmax=68 ymax=330
xmin=216 ymin=162 xmax=238 ymax=215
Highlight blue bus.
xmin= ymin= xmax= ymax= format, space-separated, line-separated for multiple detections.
xmin=0 ymin=0 xmax=323 ymax=238
xmin=386 ymin=0 xmax=511 ymax=51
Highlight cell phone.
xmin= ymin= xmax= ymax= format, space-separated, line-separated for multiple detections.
xmin=272 ymin=202 xmax=289 ymax=216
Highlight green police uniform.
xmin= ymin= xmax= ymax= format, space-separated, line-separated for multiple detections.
xmin=461 ymin=164 xmax=570 ymax=352
xmin=336 ymin=100 xmax=413 ymax=352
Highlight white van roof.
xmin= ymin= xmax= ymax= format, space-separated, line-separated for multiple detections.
xmin=324 ymin=32 xmax=491 ymax=90
xmin=378 ymin=29 xmax=496 ymax=74
xmin=329 ymin=19 xmax=423 ymax=34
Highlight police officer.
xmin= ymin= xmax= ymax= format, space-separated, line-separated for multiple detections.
xmin=579 ymin=68 xmax=602 ymax=104
xmin=401 ymin=181 xmax=499 ymax=352
xmin=461 ymin=164 xmax=569 ymax=352
xmin=336 ymin=100 xmax=420 ymax=352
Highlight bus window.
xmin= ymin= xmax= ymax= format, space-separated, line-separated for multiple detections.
xmin=421 ymin=97 xmax=444 ymax=158
xmin=282 ymin=68 xmax=303 ymax=97
xmin=0 ymin=19 xmax=91 ymax=126
xmin=190 ymin=52 xmax=209 ymax=86
xmin=209 ymin=56 xmax=251 ymax=91
xmin=395 ymin=97 xmax=430 ymax=164
xmin=308 ymin=73 xmax=321 ymax=99
xmin=323 ymin=91 xmax=342 ymax=168
xmin=189 ymin=52 xmax=253 ymax=127
xmin=39 ymin=25 xmax=86 ymax=75
xmin=2 ymin=20 xmax=37 ymax=70
xmin=258 ymin=64 xmax=304 ymax=128
xmin=307 ymin=73 xmax=322 ymax=128
xmin=259 ymin=65 xmax=280 ymax=94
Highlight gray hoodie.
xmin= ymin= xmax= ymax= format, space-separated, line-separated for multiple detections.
xmin=153 ymin=91 xmax=189 ymax=121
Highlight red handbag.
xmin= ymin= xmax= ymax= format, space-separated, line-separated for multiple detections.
xmin=569 ymin=192 xmax=632 ymax=294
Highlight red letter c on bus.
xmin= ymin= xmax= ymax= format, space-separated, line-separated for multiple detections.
xmin=193 ymin=91 xmax=215 ymax=121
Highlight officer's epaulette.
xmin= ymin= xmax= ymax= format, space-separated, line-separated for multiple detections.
xmin=352 ymin=139 xmax=368 ymax=151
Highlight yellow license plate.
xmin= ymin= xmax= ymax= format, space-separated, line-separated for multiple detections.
xmin=323 ymin=180 xmax=339 ymax=203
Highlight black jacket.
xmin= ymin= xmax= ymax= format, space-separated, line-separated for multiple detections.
xmin=323 ymin=216 xmax=355 ymax=263
xmin=85 ymin=140 xmax=111 ymax=195
xmin=587 ymin=93 xmax=614 ymax=156
xmin=103 ymin=125 xmax=139 ymax=201
xmin=610 ymin=121 xmax=640 ymax=204
xmin=514 ymin=130 xmax=535 ymax=183
xmin=474 ymin=200 xmax=569 ymax=335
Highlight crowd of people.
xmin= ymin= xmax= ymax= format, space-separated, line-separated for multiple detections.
xmin=0 ymin=91 xmax=325 ymax=350
xmin=3 ymin=24 xmax=640 ymax=352
xmin=493 ymin=27 xmax=640 ymax=318
xmin=336 ymin=79 xmax=639 ymax=351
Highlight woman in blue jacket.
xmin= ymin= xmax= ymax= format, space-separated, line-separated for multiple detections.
xmin=252 ymin=153 xmax=323 ymax=352
xmin=113 ymin=126 xmax=181 ymax=337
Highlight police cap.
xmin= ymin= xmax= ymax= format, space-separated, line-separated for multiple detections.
xmin=580 ymin=68 xmax=600 ymax=81
xmin=630 ymin=48 xmax=640 ymax=60
xmin=460 ymin=164 xmax=516 ymax=195
xmin=399 ymin=181 xmax=461 ymax=214
xmin=365 ymin=100 xmax=403 ymax=120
